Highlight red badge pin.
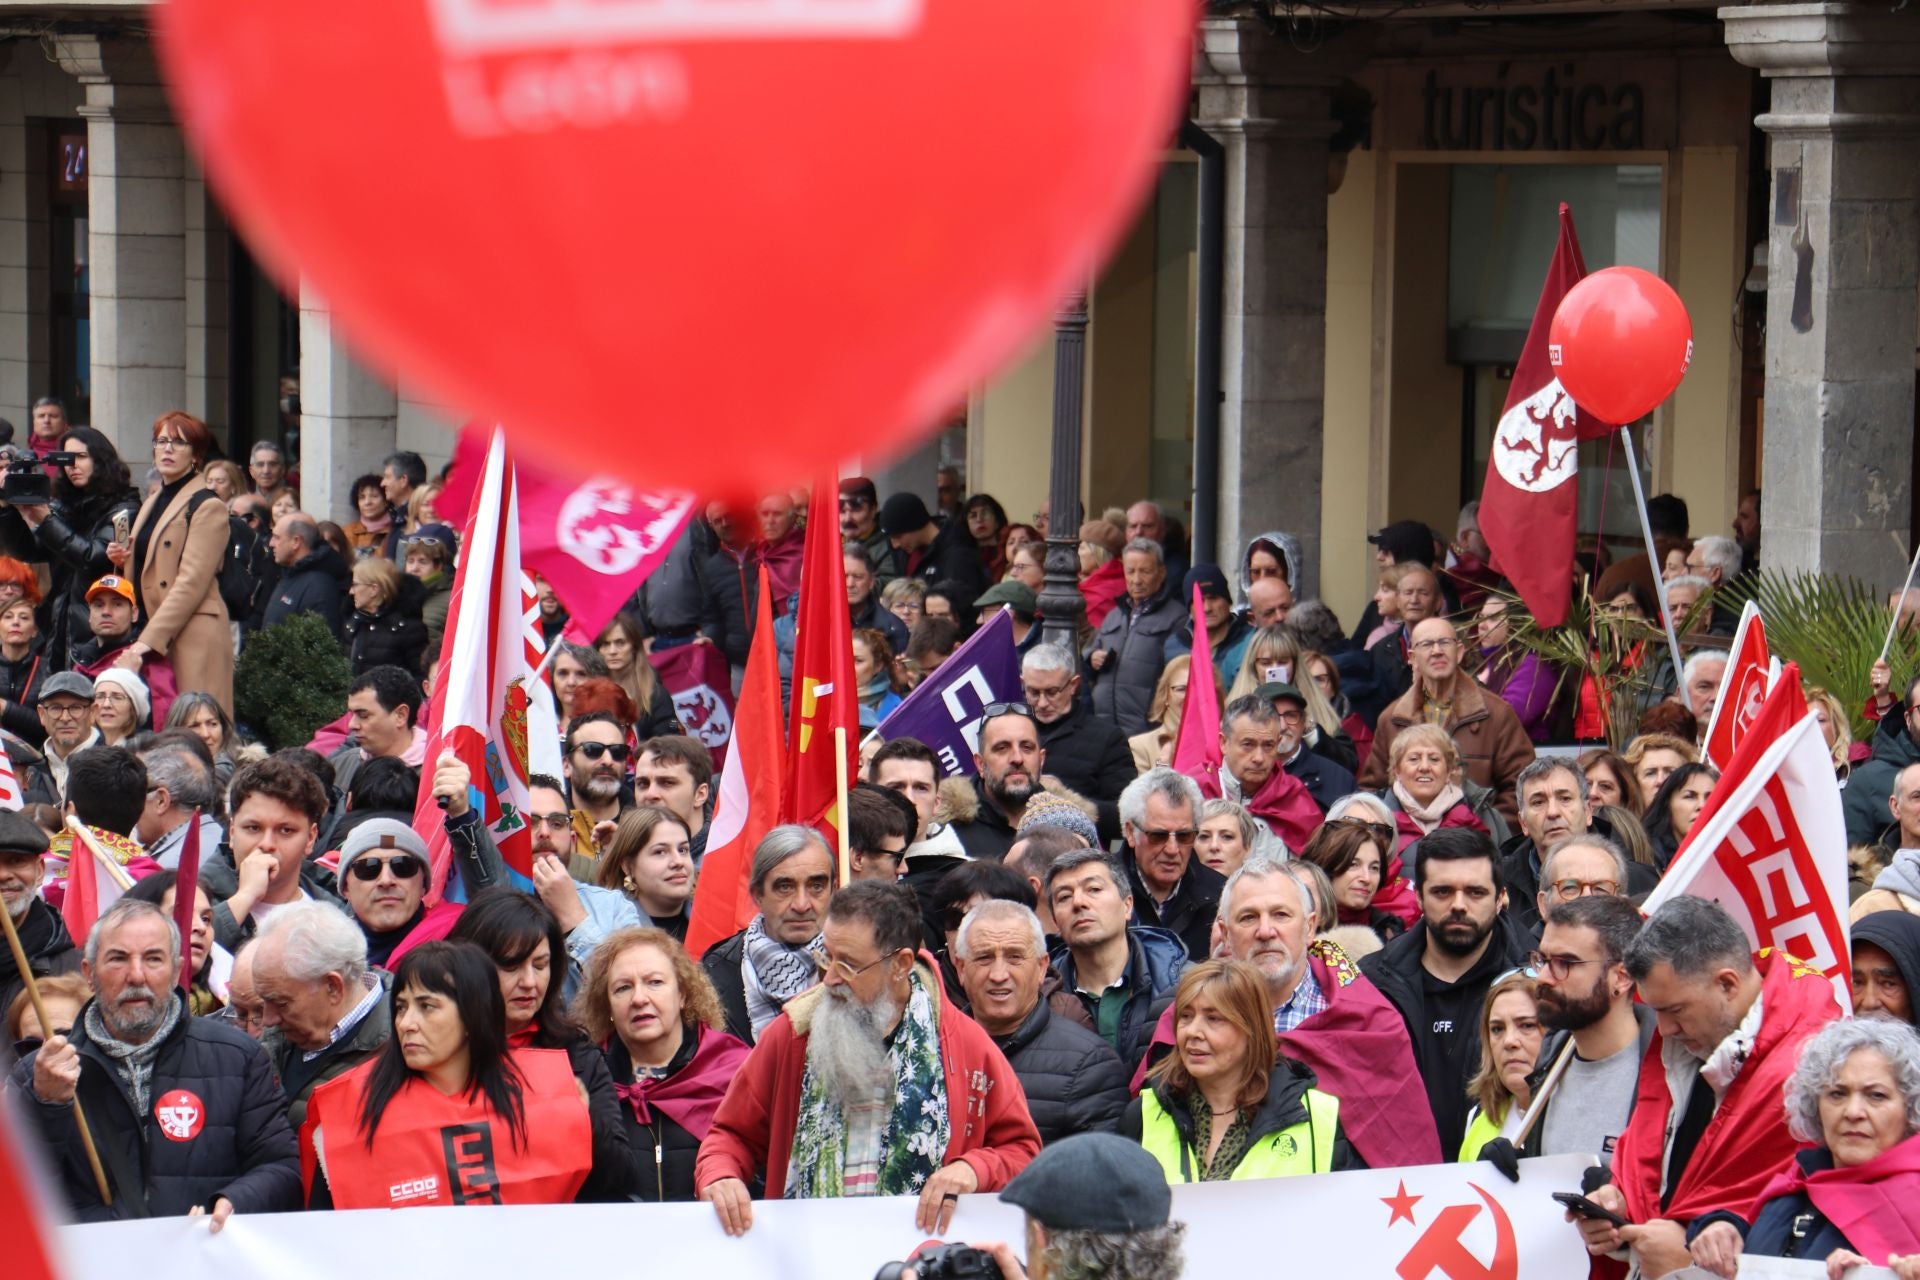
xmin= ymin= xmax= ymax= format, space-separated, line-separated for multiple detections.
xmin=154 ymin=1089 xmax=206 ymax=1142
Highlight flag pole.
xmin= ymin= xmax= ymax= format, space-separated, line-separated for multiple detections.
xmin=833 ymin=725 xmax=851 ymax=885
xmin=0 ymin=904 xmax=112 ymax=1204
xmin=65 ymin=818 xmax=133 ymax=891
xmin=1510 ymin=1038 xmax=1577 ymax=1150
xmin=1879 ymin=539 xmax=1920 ymax=667
xmin=1617 ymin=428 xmax=1686 ymax=682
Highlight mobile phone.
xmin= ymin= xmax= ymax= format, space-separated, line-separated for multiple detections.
xmin=1551 ymin=1191 xmax=1630 ymax=1228
xmin=112 ymin=511 xmax=131 ymax=544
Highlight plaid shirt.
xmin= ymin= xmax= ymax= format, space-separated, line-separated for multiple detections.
xmin=1271 ymin=966 xmax=1328 ymax=1035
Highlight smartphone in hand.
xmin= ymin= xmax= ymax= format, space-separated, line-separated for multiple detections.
xmin=1551 ymin=1191 xmax=1631 ymax=1228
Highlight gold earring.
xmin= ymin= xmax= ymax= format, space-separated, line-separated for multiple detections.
xmin=622 ymin=875 xmax=635 ymax=892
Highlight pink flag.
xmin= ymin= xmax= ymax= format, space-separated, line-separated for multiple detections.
xmin=650 ymin=641 xmax=736 ymax=762
xmin=415 ymin=427 xmax=565 ymax=902
xmin=1172 ymin=584 xmax=1222 ymax=786
xmin=0 ymin=747 xmax=22 ymax=812
xmin=439 ymin=422 xmax=696 ymax=645
xmin=1651 ymin=662 xmax=1852 ymax=1010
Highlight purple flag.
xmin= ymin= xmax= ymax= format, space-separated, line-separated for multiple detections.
xmin=872 ymin=610 xmax=1021 ymax=777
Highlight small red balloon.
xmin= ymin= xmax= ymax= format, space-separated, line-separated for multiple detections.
xmin=156 ymin=0 xmax=1196 ymax=495
xmin=1548 ymin=266 xmax=1693 ymax=425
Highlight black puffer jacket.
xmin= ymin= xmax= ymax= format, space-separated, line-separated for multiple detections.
xmin=12 ymin=997 xmax=301 ymax=1220
xmin=699 ymin=927 xmax=754 ymax=1046
xmin=992 ymin=998 xmax=1129 ymax=1145
xmin=344 ymin=601 xmax=428 ymax=676
xmin=0 ymin=896 xmax=78 ymax=1023
xmin=34 ymin=485 xmax=141 ymax=668
xmin=1035 ymin=700 xmax=1137 ymax=842
xmin=0 ymin=636 xmax=49 ymax=745
xmin=261 ymin=544 xmax=350 ymax=635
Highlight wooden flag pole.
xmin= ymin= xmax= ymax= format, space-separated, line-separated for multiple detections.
xmin=0 ymin=902 xmax=112 ymax=1205
xmin=1510 ymin=1037 xmax=1577 ymax=1149
xmin=65 ymin=818 xmax=134 ymax=892
xmin=1617 ymin=429 xmax=1687 ymax=683
xmin=833 ymin=725 xmax=851 ymax=885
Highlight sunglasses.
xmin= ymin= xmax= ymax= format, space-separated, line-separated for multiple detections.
xmin=571 ymin=741 xmax=632 ymax=762
xmin=980 ymin=701 xmax=1032 ymax=721
xmin=1327 ymin=816 xmax=1395 ymax=845
xmin=349 ymin=854 xmax=423 ymax=882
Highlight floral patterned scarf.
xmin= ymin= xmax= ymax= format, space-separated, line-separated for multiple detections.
xmin=786 ymin=972 xmax=948 ymax=1200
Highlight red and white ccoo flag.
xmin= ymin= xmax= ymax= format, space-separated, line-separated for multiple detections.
xmin=1652 ymin=662 xmax=1852 ymax=1009
xmin=0 ymin=744 xmax=21 ymax=812
xmin=1701 ymin=600 xmax=1772 ymax=769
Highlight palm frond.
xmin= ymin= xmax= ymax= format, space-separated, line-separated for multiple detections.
xmin=1719 ymin=570 xmax=1920 ymax=739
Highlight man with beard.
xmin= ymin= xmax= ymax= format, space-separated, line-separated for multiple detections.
xmin=951 ymin=708 xmax=1047 ymax=861
xmin=564 ymin=711 xmax=634 ymax=863
xmin=839 ymin=476 xmax=899 ymax=587
xmin=1130 ymin=856 xmax=1442 ymax=1169
xmin=0 ymin=809 xmax=75 ymax=1017
xmin=1575 ymin=898 xmax=1841 ymax=1280
xmin=697 ymin=881 xmax=1040 ymax=1234
xmin=1118 ymin=768 xmax=1222 ymax=962
xmin=11 ymin=899 xmax=301 ymax=1222
xmin=700 ymin=825 xmax=836 ymax=1045
xmin=1359 ymin=826 xmax=1530 ymax=1158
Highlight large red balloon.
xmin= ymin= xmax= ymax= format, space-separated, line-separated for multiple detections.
xmin=156 ymin=0 xmax=1195 ymax=494
xmin=1548 ymin=266 xmax=1693 ymax=425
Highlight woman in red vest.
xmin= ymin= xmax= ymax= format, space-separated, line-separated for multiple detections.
xmin=303 ymin=941 xmax=591 ymax=1208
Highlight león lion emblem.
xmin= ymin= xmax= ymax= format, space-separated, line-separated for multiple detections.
xmin=1492 ymin=379 xmax=1580 ymax=494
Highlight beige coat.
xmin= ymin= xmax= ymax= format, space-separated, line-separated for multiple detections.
xmin=130 ymin=476 xmax=233 ymax=714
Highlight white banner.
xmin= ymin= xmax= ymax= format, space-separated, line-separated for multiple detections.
xmin=55 ymin=1156 xmax=1595 ymax=1280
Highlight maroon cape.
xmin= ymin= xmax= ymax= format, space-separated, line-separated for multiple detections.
xmin=1199 ymin=762 xmax=1322 ymax=853
xmin=611 ymin=1025 xmax=751 ymax=1138
xmin=1750 ymin=1130 xmax=1920 ymax=1261
xmin=1130 ymin=953 xmax=1442 ymax=1168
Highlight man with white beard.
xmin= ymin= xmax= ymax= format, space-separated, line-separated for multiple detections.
xmin=697 ymin=881 xmax=1042 ymax=1236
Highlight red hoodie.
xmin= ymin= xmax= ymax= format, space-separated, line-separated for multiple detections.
xmin=694 ymin=959 xmax=1040 ymax=1199
xmin=1614 ymin=949 xmax=1842 ymax=1226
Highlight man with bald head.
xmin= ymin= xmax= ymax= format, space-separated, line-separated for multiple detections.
xmin=1246 ymin=575 xmax=1294 ymax=630
xmin=1368 ymin=563 xmax=1442 ymax=702
xmin=1359 ymin=615 xmax=1536 ymax=824
xmin=1125 ymin=500 xmax=1187 ymax=587
xmin=262 ymin=510 xmax=348 ymax=633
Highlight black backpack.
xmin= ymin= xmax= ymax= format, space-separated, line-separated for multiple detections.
xmin=186 ymin=489 xmax=268 ymax=624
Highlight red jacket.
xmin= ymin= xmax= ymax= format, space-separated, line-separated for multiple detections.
xmin=1614 ymin=949 xmax=1842 ymax=1225
xmin=694 ymin=960 xmax=1040 ymax=1199
xmin=1080 ymin=560 xmax=1126 ymax=630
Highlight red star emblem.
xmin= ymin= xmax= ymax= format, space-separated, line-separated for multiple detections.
xmin=1383 ymin=1180 xmax=1422 ymax=1227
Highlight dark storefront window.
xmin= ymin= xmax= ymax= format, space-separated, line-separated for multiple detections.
xmin=48 ymin=127 xmax=90 ymax=425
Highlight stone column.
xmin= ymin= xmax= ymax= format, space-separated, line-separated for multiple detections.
xmin=1195 ymin=18 xmax=1351 ymax=599
xmin=299 ymin=281 xmax=396 ymax=525
xmin=55 ymin=36 xmax=185 ymax=469
xmin=1723 ymin=3 xmax=1920 ymax=587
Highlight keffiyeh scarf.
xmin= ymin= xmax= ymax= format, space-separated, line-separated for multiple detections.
xmin=743 ymin=915 xmax=827 ymax=1036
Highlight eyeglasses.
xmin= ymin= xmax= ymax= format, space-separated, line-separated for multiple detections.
xmin=571 ymin=741 xmax=632 ymax=762
xmin=151 ymin=436 xmax=190 ymax=451
xmin=217 ymin=1004 xmax=265 ymax=1031
xmin=1410 ymin=639 xmax=1459 ymax=653
xmin=1494 ymin=965 xmax=1540 ymax=985
xmin=1021 ymin=681 xmax=1073 ymax=702
xmin=811 ymin=948 xmax=903 ymax=983
xmin=531 ymin=811 xmax=573 ymax=831
xmin=1547 ymin=878 xmax=1620 ymax=901
xmin=349 ymin=854 xmax=423 ymax=881
xmin=41 ymin=703 xmax=89 ymax=719
xmin=1328 ymin=816 xmax=1395 ymax=845
xmin=1136 ymin=827 xmax=1196 ymax=847
xmin=980 ymin=701 xmax=1031 ymax=720
xmin=1526 ymin=951 xmax=1604 ymax=981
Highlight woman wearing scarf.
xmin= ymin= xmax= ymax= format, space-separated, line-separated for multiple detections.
xmin=1378 ymin=724 xmax=1510 ymax=854
xmin=574 ymin=926 xmax=751 ymax=1201
xmin=1687 ymin=1018 xmax=1920 ymax=1279
xmin=340 ymin=474 xmax=391 ymax=557
xmin=303 ymin=941 xmax=592 ymax=1208
xmin=447 ymin=890 xmax=643 ymax=1201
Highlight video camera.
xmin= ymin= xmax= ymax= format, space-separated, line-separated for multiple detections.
xmin=0 ymin=448 xmax=76 ymax=505
xmin=874 ymin=1243 xmax=1001 ymax=1280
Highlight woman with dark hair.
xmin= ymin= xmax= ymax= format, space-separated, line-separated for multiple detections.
xmin=1299 ymin=819 xmax=1405 ymax=944
xmin=303 ymin=940 xmax=594 ymax=1208
xmin=965 ymin=493 xmax=1010 ymax=579
xmin=16 ymin=424 xmax=138 ymax=669
xmin=573 ymin=926 xmax=751 ymax=1201
xmin=1579 ymin=748 xmax=1643 ymax=815
xmin=340 ymin=473 xmax=391 ymax=558
xmin=447 ymin=890 xmax=643 ymax=1202
xmin=108 ymin=411 xmax=233 ymax=712
xmin=1642 ymin=762 xmax=1719 ymax=873
xmin=0 ymin=594 xmax=46 ymax=745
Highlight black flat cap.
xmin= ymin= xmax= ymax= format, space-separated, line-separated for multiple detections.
xmin=998 ymin=1133 xmax=1171 ymax=1232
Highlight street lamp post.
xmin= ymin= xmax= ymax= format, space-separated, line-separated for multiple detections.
xmin=1039 ymin=293 xmax=1089 ymax=654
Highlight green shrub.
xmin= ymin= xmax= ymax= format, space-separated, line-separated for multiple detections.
xmin=234 ymin=613 xmax=352 ymax=751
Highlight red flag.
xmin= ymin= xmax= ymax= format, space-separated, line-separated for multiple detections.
xmin=59 ymin=841 xmax=122 ymax=946
xmin=0 ymin=745 xmax=22 ymax=812
xmin=1479 ymin=204 xmax=1613 ymax=627
xmin=438 ymin=422 xmax=696 ymax=646
xmin=413 ymin=428 xmax=565 ymax=902
xmin=171 ymin=810 xmax=202 ymax=995
xmin=1172 ymin=584 xmax=1222 ymax=787
xmin=1652 ymin=662 xmax=1852 ymax=1010
xmin=1701 ymin=601 xmax=1771 ymax=769
xmin=0 ymin=1089 xmax=67 ymax=1280
xmin=686 ymin=567 xmax=784 ymax=958
xmin=782 ymin=482 xmax=858 ymax=835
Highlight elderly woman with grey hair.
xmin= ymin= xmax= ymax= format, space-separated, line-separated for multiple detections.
xmin=1686 ymin=1017 xmax=1920 ymax=1279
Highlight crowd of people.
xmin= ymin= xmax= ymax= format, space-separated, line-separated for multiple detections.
xmin=2 ymin=408 xmax=1919 ymax=1280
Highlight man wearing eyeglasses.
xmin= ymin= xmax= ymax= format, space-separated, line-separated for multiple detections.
xmin=1498 ymin=760 xmax=1650 ymax=938
xmin=699 ymin=881 xmax=1041 ymax=1237
xmin=1020 ymin=645 xmax=1134 ymax=844
xmin=249 ymin=899 xmax=390 ymax=1132
xmin=36 ymin=671 xmax=99 ymax=798
xmin=1358 ymin=616 xmax=1536 ymax=827
xmin=1118 ymin=767 xmax=1220 ymax=963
